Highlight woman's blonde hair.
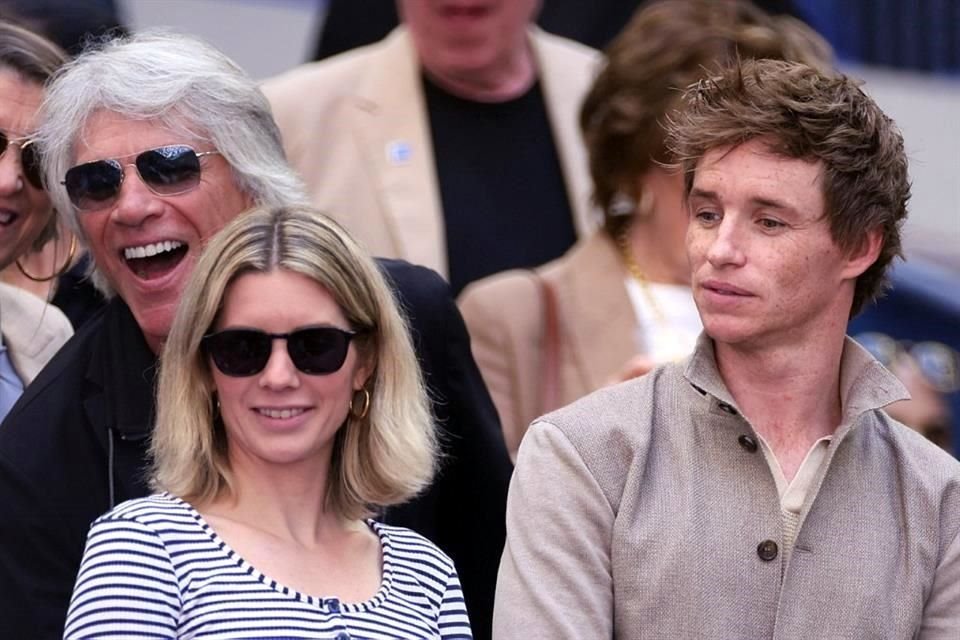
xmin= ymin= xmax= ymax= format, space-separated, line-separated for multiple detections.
xmin=150 ymin=205 xmax=436 ymax=519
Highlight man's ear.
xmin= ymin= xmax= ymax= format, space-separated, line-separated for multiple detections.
xmin=842 ymin=228 xmax=883 ymax=280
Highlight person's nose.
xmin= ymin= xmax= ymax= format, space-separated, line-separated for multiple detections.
xmin=258 ymin=339 xmax=300 ymax=390
xmin=705 ymin=217 xmax=747 ymax=269
xmin=0 ymin=143 xmax=25 ymax=196
xmin=109 ymin=165 xmax=165 ymax=227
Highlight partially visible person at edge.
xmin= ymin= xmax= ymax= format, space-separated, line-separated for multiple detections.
xmin=64 ymin=206 xmax=472 ymax=639
xmin=0 ymin=5 xmax=120 ymax=328
xmin=459 ymin=0 xmax=833 ymax=459
xmin=262 ymin=0 xmax=600 ymax=295
xmin=493 ymin=59 xmax=960 ymax=638
xmin=0 ymin=31 xmax=509 ymax=640
xmin=0 ymin=21 xmax=72 ymax=422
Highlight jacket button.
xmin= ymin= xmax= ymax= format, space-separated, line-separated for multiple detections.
xmin=718 ymin=402 xmax=738 ymax=415
xmin=757 ymin=540 xmax=779 ymax=562
xmin=738 ymin=435 xmax=758 ymax=452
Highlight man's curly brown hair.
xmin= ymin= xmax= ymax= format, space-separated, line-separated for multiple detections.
xmin=666 ymin=58 xmax=911 ymax=315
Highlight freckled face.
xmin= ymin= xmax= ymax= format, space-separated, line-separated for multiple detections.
xmin=685 ymin=139 xmax=865 ymax=350
xmin=210 ymin=270 xmax=371 ymax=475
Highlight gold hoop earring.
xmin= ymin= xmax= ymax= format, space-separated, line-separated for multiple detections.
xmin=16 ymin=234 xmax=78 ymax=283
xmin=349 ymin=388 xmax=371 ymax=420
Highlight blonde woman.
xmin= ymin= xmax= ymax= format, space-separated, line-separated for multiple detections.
xmin=64 ymin=206 xmax=472 ymax=639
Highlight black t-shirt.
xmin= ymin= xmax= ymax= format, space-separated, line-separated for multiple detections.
xmin=423 ymin=74 xmax=577 ymax=295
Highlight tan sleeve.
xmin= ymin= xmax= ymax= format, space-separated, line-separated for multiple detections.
xmin=920 ymin=522 xmax=960 ymax=638
xmin=458 ymin=276 xmax=539 ymax=460
xmin=493 ymin=421 xmax=614 ymax=639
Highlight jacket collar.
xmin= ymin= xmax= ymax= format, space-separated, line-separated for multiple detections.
xmin=683 ymin=333 xmax=910 ymax=433
xmin=83 ymin=297 xmax=157 ymax=441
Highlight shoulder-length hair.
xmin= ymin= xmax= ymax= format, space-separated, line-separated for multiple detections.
xmin=151 ymin=205 xmax=436 ymax=520
xmin=35 ymin=30 xmax=308 ymax=294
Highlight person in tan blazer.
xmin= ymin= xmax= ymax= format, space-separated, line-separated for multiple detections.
xmin=262 ymin=1 xmax=600 ymax=292
xmin=459 ymin=0 xmax=834 ymax=458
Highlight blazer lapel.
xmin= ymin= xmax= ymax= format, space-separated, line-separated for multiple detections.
xmin=351 ymin=28 xmax=447 ymax=275
xmin=549 ymin=233 xmax=637 ymax=394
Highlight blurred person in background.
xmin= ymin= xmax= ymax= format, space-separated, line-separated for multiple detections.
xmin=312 ymin=0 xmax=801 ymax=58
xmin=263 ymin=0 xmax=600 ymax=295
xmin=64 ymin=206 xmax=472 ymax=639
xmin=0 ymin=31 xmax=509 ymax=639
xmin=459 ymin=0 xmax=833 ymax=458
xmin=0 ymin=21 xmax=72 ymax=421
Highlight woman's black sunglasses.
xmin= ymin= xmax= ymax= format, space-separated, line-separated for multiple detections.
xmin=0 ymin=130 xmax=43 ymax=190
xmin=63 ymin=144 xmax=220 ymax=211
xmin=201 ymin=326 xmax=361 ymax=377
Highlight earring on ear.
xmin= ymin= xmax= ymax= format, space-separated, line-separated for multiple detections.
xmin=349 ymin=388 xmax=371 ymax=420
xmin=607 ymin=191 xmax=636 ymax=218
xmin=16 ymin=234 xmax=78 ymax=283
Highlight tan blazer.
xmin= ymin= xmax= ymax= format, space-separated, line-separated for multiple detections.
xmin=262 ymin=26 xmax=600 ymax=278
xmin=458 ymin=233 xmax=636 ymax=456
xmin=0 ymin=282 xmax=72 ymax=385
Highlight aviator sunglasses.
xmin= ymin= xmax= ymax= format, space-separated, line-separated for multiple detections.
xmin=201 ymin=326 xmax=362 ymax=377
xmin=63 ymin=144 xmax=220 ymax=211
xmin=0 ymin=130 xmax=44 ymax=190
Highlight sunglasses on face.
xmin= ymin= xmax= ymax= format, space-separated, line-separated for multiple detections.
xmin=201 ymin=326 xmax=362 ymax=377
xmin=63 ymin=144 xmax=221 ymax=211
xmin=0 ymin=130 xmax=43 ymax=190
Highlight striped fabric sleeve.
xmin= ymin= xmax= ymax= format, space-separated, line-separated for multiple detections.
xmin=63 ymin=516 xmax=181 ymax=639
xmin=439 ymin=567 xmax=473 ymax=639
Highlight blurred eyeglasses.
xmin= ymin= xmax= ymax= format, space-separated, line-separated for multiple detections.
xmin=855 ymin=332 xmax=960 ymax=394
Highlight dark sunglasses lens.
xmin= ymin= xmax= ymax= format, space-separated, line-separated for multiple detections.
xmin=288 ymin=328 xmax=353 ymax=374
xmin=136 ymin=145 xmax=202 ymax=194
xmin=20 ymin=142 xmax=44 ymax=190
xmin=65 ymin=161 xmax=123 ymax=209
xmin=205 ymin=330 xmax=272 ymax=377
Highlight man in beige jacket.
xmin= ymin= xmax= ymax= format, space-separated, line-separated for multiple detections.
xmin=493 ymin=59 xmax=960 ymax=638
xmin=262 ymin=0 xmax=599 ymax=294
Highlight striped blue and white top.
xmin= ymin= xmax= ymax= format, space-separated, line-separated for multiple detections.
xmin=64 ymin=493 xmax=472 ymax=639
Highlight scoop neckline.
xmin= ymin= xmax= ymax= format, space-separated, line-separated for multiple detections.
xmin=167 ymin=493 xmax=394 ymax=612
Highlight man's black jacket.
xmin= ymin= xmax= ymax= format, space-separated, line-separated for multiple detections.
xmin=0 ymin=259 xmax=510 ymax=640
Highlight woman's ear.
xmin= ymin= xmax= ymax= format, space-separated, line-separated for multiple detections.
xmin=352 ymin=350 xmax=375 ymax=391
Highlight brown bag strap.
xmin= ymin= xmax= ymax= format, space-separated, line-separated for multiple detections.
xmin=532 ymin=272 xmax=561 ymax=415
